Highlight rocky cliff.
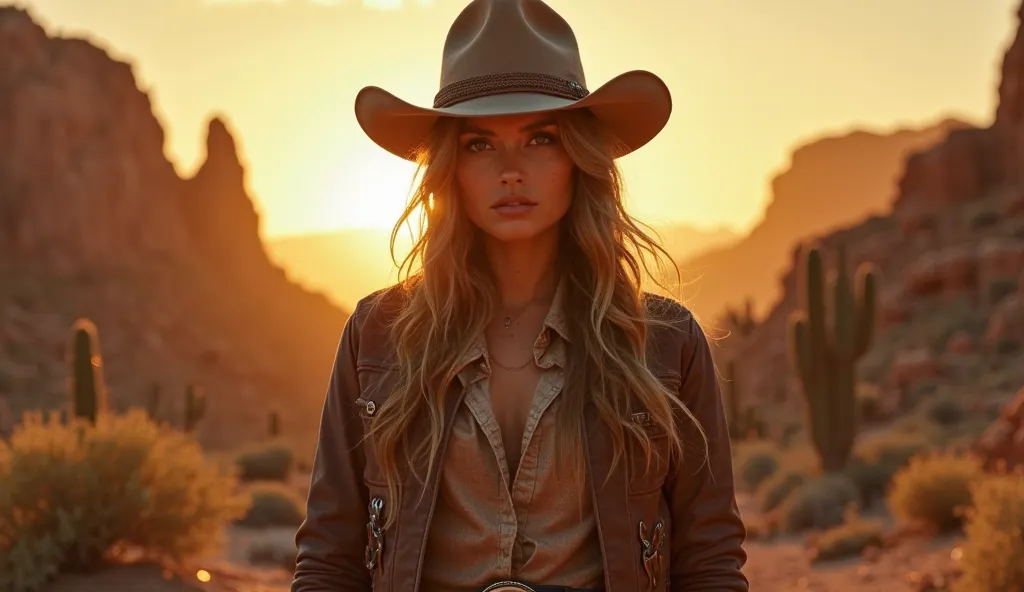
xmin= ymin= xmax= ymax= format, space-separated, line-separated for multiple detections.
xmin=0 ymin=6 xmax=347 ymax=447
xmin=677 ymin=118 xmax=969 ymax=322
xmin=728 ymin=4 xmax=1024 ymax=445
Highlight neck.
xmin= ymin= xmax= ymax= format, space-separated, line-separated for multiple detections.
xmin=483 ymin=230 xmax=561 ymax=309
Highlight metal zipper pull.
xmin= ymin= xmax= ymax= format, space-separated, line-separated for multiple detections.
xmin=639 ymin=518 xmax=666 ymax=588
xmin=364 ymin=496 xmax=386 ymax=572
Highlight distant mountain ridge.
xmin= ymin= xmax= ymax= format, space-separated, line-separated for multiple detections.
xmin=675 ymin=116 xmax=973 ymax=322
xmin=267 ymin=223 xmax=740 ymax=310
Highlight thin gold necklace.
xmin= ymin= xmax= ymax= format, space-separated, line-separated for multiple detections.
xmin=489 ymin=352 xmax=534 ymax=372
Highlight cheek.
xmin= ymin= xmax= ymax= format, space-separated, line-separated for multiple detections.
xmin=540 ymin=155 xmax=575 ymax=211
xmin=455 ymin=160 xmax=492 ymax=213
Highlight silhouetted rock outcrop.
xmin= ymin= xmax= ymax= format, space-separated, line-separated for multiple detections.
xmin=181 ymin=118 xmax=277 ymax=283
xmin=0 ymin=6 xmax=346 ymax=446
xmin=0 ymin=8 xmax=192 ymax=271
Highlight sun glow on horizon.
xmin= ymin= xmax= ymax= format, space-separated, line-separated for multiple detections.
xmin=329 ymin=151 xmax=421 ymax=230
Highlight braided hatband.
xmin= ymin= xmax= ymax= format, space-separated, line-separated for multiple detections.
xmin=433 ymin=72 xmax=589 ymax=109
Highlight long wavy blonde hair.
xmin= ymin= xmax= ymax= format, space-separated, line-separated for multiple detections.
xmin=367 ymin=108 xmax=707 ymax=525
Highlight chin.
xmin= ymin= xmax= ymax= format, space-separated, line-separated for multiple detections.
xmin=479 ymin=220 xmax=557 ymax=244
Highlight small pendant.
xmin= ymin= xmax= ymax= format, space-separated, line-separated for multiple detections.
xmin=504 ymin=316 xmax=511 ymax=329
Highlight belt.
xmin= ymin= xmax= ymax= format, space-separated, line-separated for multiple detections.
xmin=481 ymin=582 xmax=601 ymax=592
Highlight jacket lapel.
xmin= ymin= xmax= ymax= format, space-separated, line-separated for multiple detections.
xmin=391 ymin=381 xmax=468 ymax=590
xmin=585 ymin=402 xmax=643 ymax=591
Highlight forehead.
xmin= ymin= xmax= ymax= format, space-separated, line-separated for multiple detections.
xmin=459 ymin=112 xmax=558 ymax=134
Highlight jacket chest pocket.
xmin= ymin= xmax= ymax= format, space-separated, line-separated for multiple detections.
xmin=625 ymin=420 xmax=671 ymax=495
xmin=354 ymin=362 xmax=401 ymax=487
xmin=625 ymin=374 xmax=680 ymax=496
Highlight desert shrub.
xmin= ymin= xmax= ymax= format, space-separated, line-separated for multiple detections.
xmin=922 ymin=396 xmax=964 ymax=427
xmin=951 ymin=471 xmax=1024 ymax=592
xmin=0 ymin=410 xmax=249 ymax=592
xmin=735 ymin=445 xmax=780 ymax=492
xmin=843 ymin=458 xmax=898 ymax=508
xmin=969 ymin=208 xmax=999 ymax=229
xmin=995 ymin=338 xmax=1021 ymax=356
xmin=809 ymin=508 xmax=885 ymax=563
xmin=236 ymin=481 xmax=305 ymax=528
xmin=856 ymin=383 xmax=884 ymax=423
xmin=891 ymin=413 xmax=946 ymax=442
xmin=987 ymin=277 xmax=1018 ymax=306
xmin=756 ymin=468 xmax=808 ymax=514
xmin=777 ymin=423 xmax=803 ymax=449
xmin=778 ymin=473 xmax=861 ymax=533
xmin=845 ymin=431 xmax=930 ymax=505
xmin=887 ymin=450 xmax=984 ymax=533
xmin=236 ymin=441 xmax=295 ymax=482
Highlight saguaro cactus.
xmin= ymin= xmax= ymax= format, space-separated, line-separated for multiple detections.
xmin=722 ymin=358 xmax=763 ymax=440
xmin=788 ymin=243 xmax=877 ymax=472
xmin=69 ymin=318 xmax=108 ymax=423
xmin=725 ymin=298 xmax=757 ymax=338
xmin=146 ymin=382 xmax=162 ymax=422
xmin=184 ymin=384 xmax=207 ymax=432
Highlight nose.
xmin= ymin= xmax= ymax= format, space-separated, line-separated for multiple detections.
xmin=499 ymin=153 xmax=524 ymax=188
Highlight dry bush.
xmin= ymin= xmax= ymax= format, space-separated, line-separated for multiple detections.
xmin=756 ymin=468 xmax=809 ymax=514
xmin=237 ymin=481 xmax=305 ymax=529
xmin=0 ymin=410 xmax=250 ymax=592
xmin=951 ymin=469 xmax=1024 ymax=592
xmin=808 ymin=508 xmax=885 ymax=563
xmin=887 ymin=450 xmax=984 ymax=533
xmin=844 ymin=431 xmax=930 ymax=506
xmin=235 ymin=441 xmax=295 ymax=482
xmin=734 ymin=442 xmax=781 ymax=493
xmin=778 ymin=473 xmax=861 ymax=534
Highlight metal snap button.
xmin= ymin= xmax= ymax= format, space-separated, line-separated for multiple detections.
xmin=365 ymin=401 xmax=377 ymax=416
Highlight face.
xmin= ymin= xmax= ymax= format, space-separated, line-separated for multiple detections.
xmin=455 ymin=113 xmax=575 ymax=244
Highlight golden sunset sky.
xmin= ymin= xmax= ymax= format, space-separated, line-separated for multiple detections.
xmin=12 ymin=0 xmax=1022 ymax=240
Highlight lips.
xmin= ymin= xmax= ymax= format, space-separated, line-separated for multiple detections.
xmin=491 ymin=196 xmax=537 ymax=209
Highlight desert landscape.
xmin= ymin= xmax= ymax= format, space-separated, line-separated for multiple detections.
xmin=2 ymin=1 xmax=1024 ymax=591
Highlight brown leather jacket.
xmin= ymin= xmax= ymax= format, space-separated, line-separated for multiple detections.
xmin=292 ymin=288 xmax=749 ymax=592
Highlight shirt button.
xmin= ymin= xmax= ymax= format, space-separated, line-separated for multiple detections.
xmin=365 ymin=401 xmax=377 ymax=416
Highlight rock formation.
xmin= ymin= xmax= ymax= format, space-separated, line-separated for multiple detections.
xmin=676 ymin=118 xmax=969 ymax=322
xmin=0 ymin=8 xmax=193 ymax=271
xmin=181 ymin=118 xmax=278 ymax=283
xmin=0 ymin=6 xmax=348 ymax=447
xmin=722 ymin=2 xmax=1024 ymax=430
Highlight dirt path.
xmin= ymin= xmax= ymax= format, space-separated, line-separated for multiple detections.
xmin=737 ymin=493 xmax=962 ymax=591
xmin=743 ymin=534 xmax=960 ymax=591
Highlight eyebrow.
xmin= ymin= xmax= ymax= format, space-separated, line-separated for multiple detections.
xmin=459 ymin=118 xmax=558 ymax=136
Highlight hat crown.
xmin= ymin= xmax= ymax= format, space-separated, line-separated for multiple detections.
xmin=438 ymin=0 xmax=587 ymax=90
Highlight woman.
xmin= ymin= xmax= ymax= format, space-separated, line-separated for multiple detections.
xmin=292 ymin=0 xmax=748 ymax=591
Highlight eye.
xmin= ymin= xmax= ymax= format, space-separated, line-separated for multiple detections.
xmin=528 ymin=132 xmax=558 ymax=146
xmin=463 ymin=138 xmax=492 ymax=152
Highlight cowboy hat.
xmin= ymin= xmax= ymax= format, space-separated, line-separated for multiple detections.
xmin=354 ymin=0 xmax=672 ymax=162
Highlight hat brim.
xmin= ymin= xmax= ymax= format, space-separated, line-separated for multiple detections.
xmin=354 ymin=69 xmax=672 ymax=162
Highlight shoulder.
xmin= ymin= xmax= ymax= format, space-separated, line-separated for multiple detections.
xmin=343 ymin=284 xmax=409 ymax=368
xmin=641 ymin=291 xmax=717 ymax=374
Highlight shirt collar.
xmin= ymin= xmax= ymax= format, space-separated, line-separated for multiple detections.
xmin=455 ymin=276 xmax=570 ymax=385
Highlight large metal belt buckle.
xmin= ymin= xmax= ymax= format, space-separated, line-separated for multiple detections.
xmin=481 ymin=582 xmax=537 ymax=592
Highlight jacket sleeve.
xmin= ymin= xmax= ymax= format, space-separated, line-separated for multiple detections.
xmin=664 ymin=314 xmax=749 ymax=591
xmin=291 ymin=308 xmax=372 ymax=591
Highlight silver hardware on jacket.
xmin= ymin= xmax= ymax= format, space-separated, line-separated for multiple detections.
xmin=639 ymin=518 xmax=666 ymax=588
xmin=365 ymin=496 xmax=385 ymax=572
